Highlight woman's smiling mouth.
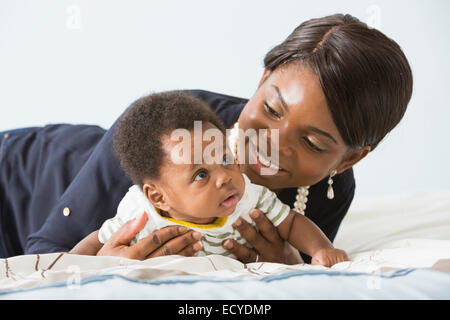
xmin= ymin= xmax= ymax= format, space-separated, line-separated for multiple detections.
xmin=247 ymin=139 xmax=287 ymax=177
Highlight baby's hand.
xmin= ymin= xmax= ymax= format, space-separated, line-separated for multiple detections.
xmin=311 ymin=247 xmax=349 ymax=267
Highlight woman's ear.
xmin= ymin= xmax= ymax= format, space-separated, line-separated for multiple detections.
xmin=143 ymin=183 xmax=171 ymax=212
xmin=336 ymin=146 xmax=371 ymax=174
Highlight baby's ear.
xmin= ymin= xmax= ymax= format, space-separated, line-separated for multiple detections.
xmin=143 ymin=183 xmax=171 ymax=211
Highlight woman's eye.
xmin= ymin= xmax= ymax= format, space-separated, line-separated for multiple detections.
xmin=304 ymin=137 xmax=324 ymax=153
xmin=264 ymin=103 xmax=281 ymax=119
xmin=194 ymin=170 xmax=208 ymax=181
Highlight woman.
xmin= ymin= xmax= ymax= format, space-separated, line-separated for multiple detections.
xmin=0 ymin=14 xmax=412 ymax=263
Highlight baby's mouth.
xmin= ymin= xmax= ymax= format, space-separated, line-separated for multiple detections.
xmin=220 ymin=190 xmax=239 ymax=208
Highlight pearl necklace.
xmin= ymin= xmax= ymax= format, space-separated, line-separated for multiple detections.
xmin=227 ymin=122 xmax=309 ymax=215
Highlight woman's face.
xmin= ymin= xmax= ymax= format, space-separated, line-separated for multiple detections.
xmin=238 ymin=64 xmax=360 ymax=190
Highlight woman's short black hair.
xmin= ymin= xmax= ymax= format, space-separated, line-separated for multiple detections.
xmin=264 ymin=13 xmax=413 ymax=151
xmin=113 ymin=90 xmax=225 ymax=186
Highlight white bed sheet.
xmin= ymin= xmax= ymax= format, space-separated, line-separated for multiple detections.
xmin=334 ymin=189 xmax=450 ymax=254
xmin=0 ymin=190 xmax=449 ymax=299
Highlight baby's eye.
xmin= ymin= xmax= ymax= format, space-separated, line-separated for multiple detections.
xmin=194 ymin=170 xmax=208 ymax=181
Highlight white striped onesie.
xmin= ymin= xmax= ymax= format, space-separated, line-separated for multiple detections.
xmin=98 ymin=174 xmax=291 ymax=258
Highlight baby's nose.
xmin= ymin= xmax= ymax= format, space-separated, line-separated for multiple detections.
xmin=216 ymin=172 xmax=232 ymax=188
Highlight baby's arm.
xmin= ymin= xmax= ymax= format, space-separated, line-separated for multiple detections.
xmin=276 ymin=210 xmax=348 ymax=267
xmin=70 ymin=230 xmax=103 ymax=255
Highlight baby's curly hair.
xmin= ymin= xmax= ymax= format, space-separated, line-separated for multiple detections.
xmin=113 ymin=90 xmax=226 ymax=186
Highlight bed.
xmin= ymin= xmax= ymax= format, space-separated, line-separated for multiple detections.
xmin=1 ymin=190 xmax=449 ymax=299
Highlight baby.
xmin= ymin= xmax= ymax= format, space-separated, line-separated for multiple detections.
xmin=90 ymin=91 xmax=348 ymax=266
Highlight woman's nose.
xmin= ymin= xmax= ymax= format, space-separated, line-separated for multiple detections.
xmin=216 ymin=170 xmax=232 ymax=188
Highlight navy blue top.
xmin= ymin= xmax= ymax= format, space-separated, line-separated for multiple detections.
xmin=0 ymin=90 xmax=355 ymax=259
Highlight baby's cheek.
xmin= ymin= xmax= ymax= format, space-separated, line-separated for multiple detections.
xmin=235 ymin=174 xmax=246 ymax=198
xmin=192 ymin=197 xmax=217 ymax=217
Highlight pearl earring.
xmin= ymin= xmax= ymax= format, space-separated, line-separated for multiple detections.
xmin=327 ymin=169 xmax=337 ymax=199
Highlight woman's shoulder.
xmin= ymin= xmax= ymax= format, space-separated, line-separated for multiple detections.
xmin=186 ymin=89 xmax=249 ymax=105
xmin=184 ymin=89 xmax=248 ymax=128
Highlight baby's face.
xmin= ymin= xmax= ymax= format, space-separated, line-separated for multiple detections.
xmin=146 ymin=123 xmax=245 ymax=224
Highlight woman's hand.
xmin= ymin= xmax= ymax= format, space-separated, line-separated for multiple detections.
xmin=221 ymin=209 xmax=303 ymax=264
xmin=97 ymin=212 xmax=203 ymax=260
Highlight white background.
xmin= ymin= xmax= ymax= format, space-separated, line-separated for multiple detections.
xmin=1 ymin=0 xmax=449 ymax=198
